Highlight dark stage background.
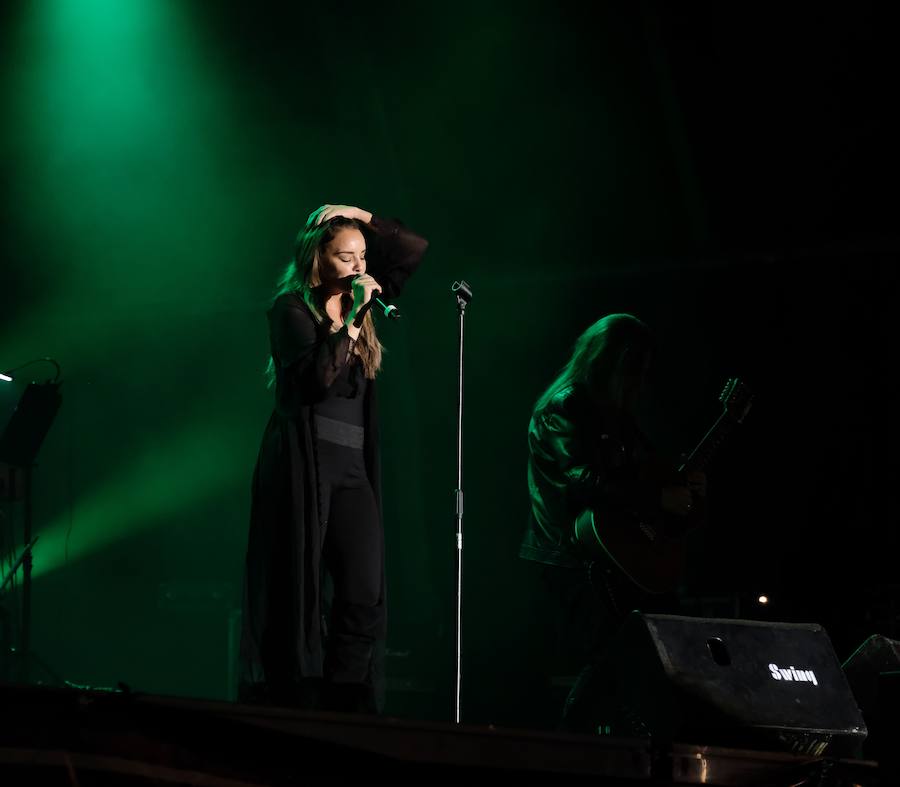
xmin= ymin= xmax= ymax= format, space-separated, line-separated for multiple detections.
xmin=1 ymin=1 xmax=897 ymax=731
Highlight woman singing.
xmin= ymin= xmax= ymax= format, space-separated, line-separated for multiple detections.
xmin=240 ymin=204 xmax=428 ymax=713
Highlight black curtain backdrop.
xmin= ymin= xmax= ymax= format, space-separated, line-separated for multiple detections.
xmin=1 ymin=1 xmax=897 ymax=730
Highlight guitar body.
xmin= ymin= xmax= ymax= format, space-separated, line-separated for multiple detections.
xmin=573 ymin=507 xmax=687 ymax=595
xmin=572 ymin=377 xmax=753 ymax=596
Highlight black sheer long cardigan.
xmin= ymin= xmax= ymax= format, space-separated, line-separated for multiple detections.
xmin=239 ymin=215 xmax=428 ymax=705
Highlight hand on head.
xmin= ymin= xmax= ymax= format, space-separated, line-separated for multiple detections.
xmin=309 ymin=204 xmax=372 ymax=226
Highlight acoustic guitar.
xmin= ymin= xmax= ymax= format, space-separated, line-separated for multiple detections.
xmin=572 ymin=377 xmax=754 ymax=594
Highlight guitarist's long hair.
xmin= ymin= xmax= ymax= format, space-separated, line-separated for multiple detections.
xmin=535 ymin=313 xmax=653 ymax=413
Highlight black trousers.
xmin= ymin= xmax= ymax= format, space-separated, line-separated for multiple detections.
xmin=539 ymin=561 xmax=641 ymax=675
xmin=539 ymin=560 xmax=675 ymax=734
xmin=317 ymin=439 xmax=383 ymax=704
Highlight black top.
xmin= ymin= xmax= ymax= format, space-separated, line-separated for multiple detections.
xmin=314 ymin=359 xmax=367 ymax=428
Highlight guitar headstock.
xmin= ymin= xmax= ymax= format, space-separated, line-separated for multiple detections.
xmin=719 ymin=377 xmax=754 ymax=424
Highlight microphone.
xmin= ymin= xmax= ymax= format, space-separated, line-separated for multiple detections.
xmin=337 ymin=275 xmax=401 ymax=324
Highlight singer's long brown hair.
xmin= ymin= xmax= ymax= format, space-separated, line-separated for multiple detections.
xmin=265 ymin=215 xmax=383 ymax=386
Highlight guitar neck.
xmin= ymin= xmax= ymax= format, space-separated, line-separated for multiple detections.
xmin=678 ymin=409 xmax=738 ymax=473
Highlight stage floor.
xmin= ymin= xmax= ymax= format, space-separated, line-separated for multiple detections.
xmin=0 ymin=683 xmax=883 ymax=786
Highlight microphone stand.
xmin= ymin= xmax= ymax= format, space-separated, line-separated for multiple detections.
xmin=450 ymin=280 xmax=472 ymax=724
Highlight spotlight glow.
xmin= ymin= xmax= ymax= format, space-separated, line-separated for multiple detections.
xmin=31 ymin=417 xmax=249 ymax=580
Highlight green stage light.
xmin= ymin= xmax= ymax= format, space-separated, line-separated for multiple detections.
xmin=31 ymin=417 xmax=249 ymax=580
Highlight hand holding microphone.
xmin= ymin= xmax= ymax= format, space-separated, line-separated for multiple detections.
xmin=340 ymin=274 xmax=401 ymax=329
xmin=350 ymin=273 xmax=381 ymax=327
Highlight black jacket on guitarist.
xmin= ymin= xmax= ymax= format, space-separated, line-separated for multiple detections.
xmin=520 ymin=313 xmax=703 ymax=584
xmin=520 ymin=383 xmax=662 ymax=570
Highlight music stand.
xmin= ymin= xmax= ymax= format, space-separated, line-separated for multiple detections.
xmin=0 ymin=538 xmax=40 ymax=595
xmin=0 ymin=381 xmax=62 ymax=682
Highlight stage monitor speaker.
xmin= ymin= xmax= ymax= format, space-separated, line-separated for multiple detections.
xmin=587 ymin=612 xmax=867 ymax=757
xmin=842 ymin=634 xmax=900 ymax=762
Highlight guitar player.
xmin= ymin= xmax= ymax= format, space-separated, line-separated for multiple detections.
xmin=519 ymin=312 xmax=707 ymax=733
